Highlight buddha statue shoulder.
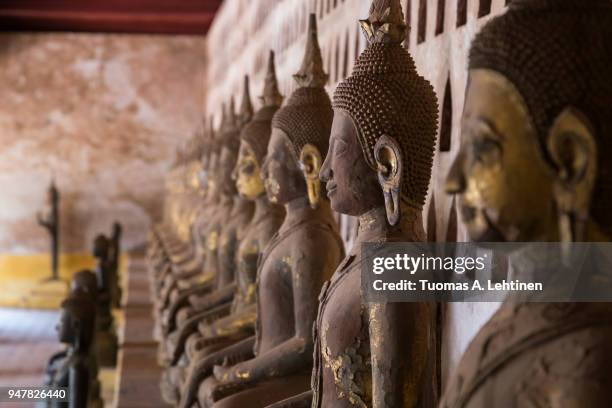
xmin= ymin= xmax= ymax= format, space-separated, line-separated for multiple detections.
xmin=194 ymin=14 xmax=344 ymax=408
xmin=441 ymin=1 xmax=612 ymax=407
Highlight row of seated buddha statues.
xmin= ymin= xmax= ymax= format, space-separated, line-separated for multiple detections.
xmin=43 ymin=226 xmax=123 ymax=408
xmin=147 ymin=0 xmax=612 ymax=406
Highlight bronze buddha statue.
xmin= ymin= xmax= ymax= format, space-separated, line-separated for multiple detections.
xmin=192 ymin=14 xmax=344 ymax=408
xmin=45 ymin=270 xmax=103 ymax=408
xmin=440 ymin=1 xmax=612 ymax=407
xmin=45 ymin=293 xmax=96 ymax=408
xmin=273 ymin=1 xmax=440 ymax=407
xmin=176 ymin=51 xmax=287 ymax=408
xmin=92 ymin=234 xmax=118 ymax=367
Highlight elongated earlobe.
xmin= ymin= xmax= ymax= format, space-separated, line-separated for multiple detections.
xmin=300 ymin=144 xmax=323 ymax=209
xmin=547 ymin=107 xmax=597 ymax=242
xmin=374 ymin=135 xmax=403 ymax=225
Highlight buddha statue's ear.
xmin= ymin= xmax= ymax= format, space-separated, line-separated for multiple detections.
xmin=299 ymin=144 xmax=323 ymax=209
xmin=374 ymin=135 xmax=403 ymax=226
xmin=546 ymin=107 xmax=597 ymax=243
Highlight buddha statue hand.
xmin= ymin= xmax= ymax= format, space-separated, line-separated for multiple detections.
xmin=178 ymin=336 xmax=256 ymax=408
xmin=265 ymin=390 xmax=313 ymax=408
xmin=206 ymin=377 xmax=256 ymax=407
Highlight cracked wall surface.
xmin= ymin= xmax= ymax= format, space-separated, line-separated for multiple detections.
xmin=0 ymin=32 xmax=206 ymax=254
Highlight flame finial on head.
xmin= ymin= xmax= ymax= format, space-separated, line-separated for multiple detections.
xmin=261 ymin=51 xmax=284 ymax=107
xmin=221 ymin=97 xmax=238 ymax=133
xmin=293 ymin=14 xmax=328 ymax=88
xmin=239 ymin=76 xmax=254 ymax=126
xmin=360 ymin=0 xmax=407 ymax=45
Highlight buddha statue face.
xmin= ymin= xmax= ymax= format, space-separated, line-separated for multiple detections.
xmin=233 ymin=140 xmax=265 ymax=200
xmin=57 ymin=307 xmax=76 ymax=344
xmin=445 ymin=70 xmax=559 ymax=242
xmin=445 ymin=0 xmax=610 ymax=243
xmin=262 ymin=128 xmax=307 ymax=205
xmin=321 ymin=110 xmax=384 ymax=216
xmin=219 ymin=146 xmax=239 ymax=197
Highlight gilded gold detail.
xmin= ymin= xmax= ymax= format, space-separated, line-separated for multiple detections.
xmin=207 ymin=230 xmax=219 ymax=251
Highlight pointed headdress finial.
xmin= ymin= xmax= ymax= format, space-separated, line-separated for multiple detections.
xmin=261 ymin=50 xmax=284 ymax=107
xmin=293 ymin=14 xmax=329 ymax=88
xmin=360 ymin=0 xmax=407 ymax=45
xmin=222 ymin=97 xmax=237 ymax=133
xmin=239 ymin=76 xmax=254 ymax=126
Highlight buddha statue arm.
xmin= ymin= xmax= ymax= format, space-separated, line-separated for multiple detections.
xmin=189 ymin=283 xmax=236 ymax=311
xmin=178 ymin=336 xmax=257 ymax=408
xmin=214 ymin=245 xmax=329 ymax=384
xmin=69 ymin=360 xmax=89 ymax=408
xmin=368 ymin=302 xmax=432 ymax=408
xmin=169 ymin=302 xmax=233 ymax=364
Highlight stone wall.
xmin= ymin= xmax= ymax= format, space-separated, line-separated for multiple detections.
xmin=205 ymin=0 xmax=508 ymax=387
xmin=0 ymin=33 xmax=206 ymax=254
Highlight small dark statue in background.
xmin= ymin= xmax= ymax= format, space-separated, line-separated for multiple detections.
xmin=109 ymin=222 xmax=123 ymax=308
xmin=45 ymin=270 xmax=104 ymax=408
xmin=45 ymin=292 xmax=96 ymax=408
xmin=37 ymin=180 xmax=60 ymax=281
xmin=93 ymin=234 xmax=118 ymax=367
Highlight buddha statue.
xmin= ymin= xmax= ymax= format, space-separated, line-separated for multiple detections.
xmin=192 ymin=14 xmax=344 ymax=408
xmin=440 ymin=1 xmax=612 ymax=406
xmin=159 ymin=79 xmax=258 ymax=404
xmin=152 ymin=121 xmax=217 ymax=309
xmin=161 ymin=87 xmax=257 ymax=341
xmin=45 ymin=270 xmax=103 ymax=408
xmin=176 ymin=50 xmax=287 ymax=408
xmin=45 ymin=293 xmax=96 ymax=408
xmin=92 ymin=234 xmax=118 ymax=367
xmin=272 ymin=1 xmax=440 ymax=407
xmin=154 ymin=116 xmax=228 ymax=338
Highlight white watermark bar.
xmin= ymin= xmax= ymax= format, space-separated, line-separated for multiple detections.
xmin=361 ymin=242 xmax=612 ymax=302
xmin=0 ymin=387 xmax=69 ymax=402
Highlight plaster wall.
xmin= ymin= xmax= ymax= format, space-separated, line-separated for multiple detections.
xmin=0 ymin=33 xmax=206 ymax=255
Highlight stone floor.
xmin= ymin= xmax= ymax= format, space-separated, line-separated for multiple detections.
xmin=116 ymin=255 xmax=166 ymax=407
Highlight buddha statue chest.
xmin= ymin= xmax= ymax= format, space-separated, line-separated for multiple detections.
xmin=314 ymin=257 xmax=371 ymax=408
xmin=441 ymin=302 xmax=612 ymax=408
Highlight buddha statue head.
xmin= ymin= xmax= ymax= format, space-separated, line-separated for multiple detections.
xmin=320 ymin=0 xmax=438 ymax=225
xmin=57 ymin=294 xmax=95 ymax=351
xmin=264 ymin=14 xmax=333 ymax=207
xmin=445 ymin=0 xmax=612 ymax=243
xmin=71 ymin=269 xmax=98 ymax=300
xmin=93 ymin=234 xmax=110 ymax=261
xmin=233 ymin=51 xmax=283 ymax=200
xmin=218 ymin=89 xmax=250 ymax=198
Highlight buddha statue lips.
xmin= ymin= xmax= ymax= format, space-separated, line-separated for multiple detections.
xmin=441 ymin=0 xmax=612 ymax=407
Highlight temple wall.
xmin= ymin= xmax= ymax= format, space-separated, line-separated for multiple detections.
xmin=0 ymin=33 xmax=206 ymax=257
xmin=206 ymin=0 xmax=507 ymax=387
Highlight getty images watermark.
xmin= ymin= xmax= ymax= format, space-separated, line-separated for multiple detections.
xmin=361 ymin=242 xmax=612 ymax=302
